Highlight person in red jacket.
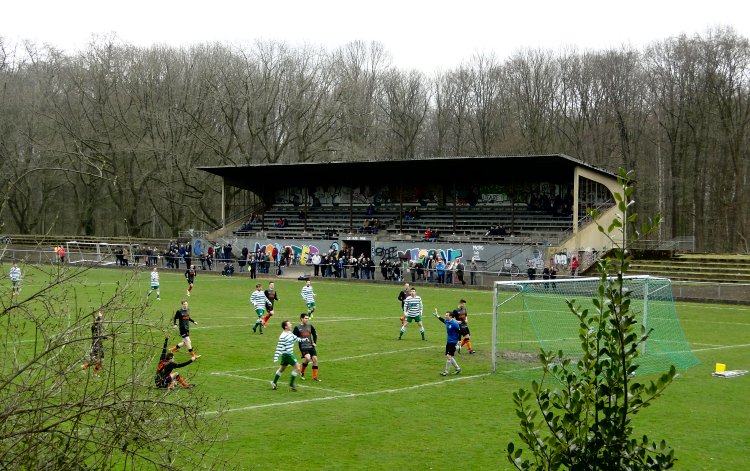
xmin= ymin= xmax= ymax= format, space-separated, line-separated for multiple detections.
xmin=571 ymin=256 xmax=580 ymax=277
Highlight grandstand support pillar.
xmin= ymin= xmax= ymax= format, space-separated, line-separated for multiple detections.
xmin=399 ymin=183 xmax=404 ymax=234
xmin=304 ymin=187 xmax=309 ymax=233
xmin=349 ymin=186 xmax=353 ymax=233
xmin=221 ymin=180 xmax=226 ymax=229
xmin=452 ymin=180 xmax=457 ymax=234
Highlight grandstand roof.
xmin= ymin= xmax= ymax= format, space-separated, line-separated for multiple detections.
xmin=198 ymin=154 xmax=617 ymax=193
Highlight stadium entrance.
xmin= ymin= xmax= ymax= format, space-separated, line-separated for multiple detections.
xmin=343 ymin=239 xmax=371 ymax=258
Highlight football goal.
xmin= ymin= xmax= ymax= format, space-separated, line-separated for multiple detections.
xmin=492 ymin=275 xmax=699 ymax=378
xmin=65 ymin=241 xmax=135 ymax=266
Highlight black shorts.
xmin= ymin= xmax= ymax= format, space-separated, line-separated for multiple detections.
xmin=445 ymin=343 xmax=457 ymax=356
xmin=155 ymin=375 xmax=172 ymax=388
xmin=459 ymin=325 xmax=470 ymax=337
xmin=299 ymin=348 xmax=317 ymax=358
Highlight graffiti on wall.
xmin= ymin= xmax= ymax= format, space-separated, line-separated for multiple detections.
xmin=374 ymin=245 xmax=465 ymax=263
xmin=197 ymin=237 xmax=470 ymax=266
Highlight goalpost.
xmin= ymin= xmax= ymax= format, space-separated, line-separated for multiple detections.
xmin=65 ymin=241 xmax=136 ymax=266
xmin=492 ymin=275 xmax=699 ymax=377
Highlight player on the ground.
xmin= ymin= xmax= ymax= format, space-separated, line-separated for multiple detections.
xmin=185 ymin=265 xmax=197 ymax=297
xmin=301 ymin=279 xmax=316 ymax=318
xmin=271 ymin=319 xmax=309 ymax=391
xmin=293 ymin=313 xmax=320 ymax=381
xmin=250 ymin=283 xmax=268 ymax=334
xmin=9 ymin=260 xmax=21 ymax=298
xmin=397 ymin=282 xmax=410 ymax=327
xmin=155 ymin=337 xmax=197 ymax=389
xmin=262 ymin=281 xmax=279 ymax=327
xmin=434 ymin=309 xmax=462 ymax=376
xmin=82 ymin=310 xmax=108 ymax=376
xmin=453 ymin=299 xmax=476 ymax=354
xmin=171 ymin=300 xmax=199 ymax=360
xmin=147 ymin=266 xmax=161 ymax=300
xmin=399 ymin=287 xmax=425 ymax=340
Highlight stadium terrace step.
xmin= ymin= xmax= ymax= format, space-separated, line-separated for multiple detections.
xmin=628 ymin=254 xmax=750 ymax=283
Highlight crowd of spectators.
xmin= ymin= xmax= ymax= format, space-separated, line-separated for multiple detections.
xmin=236 ymin=213 xmax=258 ymax=233
xmin=484 ymin=224 xmax=508 ymax=237
xmin=359 ymin=218 xmax=382 ymax=234
xmin=102 ymin=238 xmax=530 ymax=288
xmin=528 ymin=192 xmax=574 ymax=216
xmin=423 ymin=228 xmax=439 ymax=242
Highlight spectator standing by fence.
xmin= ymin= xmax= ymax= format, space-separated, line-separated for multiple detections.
xmin=571 ymin=256 xmax=580 ymax=277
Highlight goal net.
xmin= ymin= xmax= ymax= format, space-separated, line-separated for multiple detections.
xmin=492 ymin=275 xmax=699 ymax=378
xmin=65 ymin=242 xmax=135 ymax=266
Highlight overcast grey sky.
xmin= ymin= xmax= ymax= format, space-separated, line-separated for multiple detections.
xmin=2 ymin=0 xmax=749 ymax=72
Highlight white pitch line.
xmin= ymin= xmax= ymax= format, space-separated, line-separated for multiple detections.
xmin=213 ymin=344 xmax=443 ymax=375
xmin=213 ymin=372 xmax=352 ymax=395
xmin=172 ymin=311 xmax=496 ymax=330
xmin=691 ymin=343 xmax=750 ymax=353
xmin=203 ymin=372 xmax=490 ymax=415
xmin=680 ymin=319 xmax=750 ymax=327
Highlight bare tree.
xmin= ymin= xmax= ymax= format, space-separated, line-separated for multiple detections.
xmin=0 ymin=262 xmax=225 ymax=469
xmin=379 ymin=69 xmax=429 ymax=160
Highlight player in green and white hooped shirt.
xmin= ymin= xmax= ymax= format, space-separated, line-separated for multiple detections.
xmin=399 ymin=288 xmax=425 ymax=340
xmin=250 ymin=283 xmax=268 ymax=334
xmin=9 ymin=261 xmax=22 ymax=297
xmin=271 ymin=320 xmax=309 ymax=391
xmin=301 ymin=279 xmax=316 ymax=317
xmin=147 ymin=266 xmax=160 ymax=300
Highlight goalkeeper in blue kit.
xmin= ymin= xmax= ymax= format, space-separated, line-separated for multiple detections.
xmin=434 ymin=310 xmax=461 ymax=376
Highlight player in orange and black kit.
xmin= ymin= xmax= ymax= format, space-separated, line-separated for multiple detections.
xmin=293 ymin=313 xmax=320 ymax=381
xmin=82 ymin=311 xmax=108 ymax=376
xmin=453 ymin=299 xmax=476 ymax=354
xmin=397 ymin=282 xmax=410 ymax=327
xmin=171 ymin=300 xmax=200 ymax=360
xmin=262 ymin=281 xmax=279 ymax=328
xmin=185 ymin=265 xmax=197 ymax=297
xmin=155 ymin=337 xmax=197 ymax=389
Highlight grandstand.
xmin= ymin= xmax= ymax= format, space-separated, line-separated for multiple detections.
xmin=199 ymin=154 xmax=620 ymax=273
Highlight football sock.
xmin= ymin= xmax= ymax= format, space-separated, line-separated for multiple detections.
xmin=445 ymin=359 xmax=452 ymax=372
xmin=461 ymin=339 xmax=468 ymax=346
xmin=273 ymin=371 xmax=281 ymax=384
xmin=451 ymin=358 xmax=459 ymax=369
xmin=420 ymin=328 xmax=425 ymax=340
xmin=301 ymin=363 xmax=308 ymax=375
xmin=82 ymin=363 xmax=90 ymax=370
xmin=177 ymin=375 xmax=190 ymax=387
xmin=312 ymin=365 xmax=318 ymax=380
xmin=399 ymin=327 xmax=405 ymax=338
xmin=465 ymin=340 xmax=473 ymax=351
xmin=290 ymin=371 xmax=298 ymax=386
xmin=170 ymin=346 xmax=179 ymax=352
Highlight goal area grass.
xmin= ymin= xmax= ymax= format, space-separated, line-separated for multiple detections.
xmin=3 ymin=266 xmax=749 ymax=469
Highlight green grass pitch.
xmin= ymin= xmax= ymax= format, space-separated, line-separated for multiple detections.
xmin=6 ymin=266 xmax=750 ymax=470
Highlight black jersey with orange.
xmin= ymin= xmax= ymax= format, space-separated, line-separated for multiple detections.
xmin=453 ymin=306 xmax=468 ymax=326
xmin=264 ymin=289 xmax=279 ymax=308
xmin=185 ymin=268 xmax=196 ymax=283
xmin=173 ymin=309 xmax=196 ymax=336
xmin=293 ymin=323 xmax=317 ymax=351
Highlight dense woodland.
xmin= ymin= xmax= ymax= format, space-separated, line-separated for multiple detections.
xmin=0 ymin=27 xmax=748 ymax=252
